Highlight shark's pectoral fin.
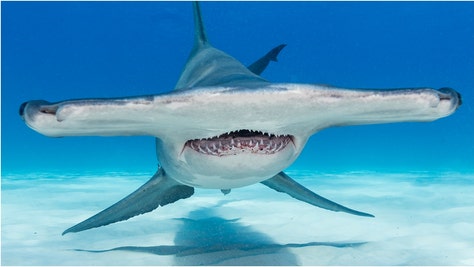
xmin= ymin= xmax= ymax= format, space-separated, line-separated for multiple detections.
xmin=247 ymin=44 xmax=286 ymax=75
xmin=62 ymin=168 xmax=194 ymax=235
xmin=261 ymin=172 xmax=374 ymax=218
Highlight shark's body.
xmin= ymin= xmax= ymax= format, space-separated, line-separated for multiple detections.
xmin=20 ymin=3 xmax=461 ymax=235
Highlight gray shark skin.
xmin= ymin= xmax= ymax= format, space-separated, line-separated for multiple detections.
xmin=20 ymin=2 xmax=461 ymax=235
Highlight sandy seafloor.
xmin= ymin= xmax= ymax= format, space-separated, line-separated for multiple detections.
xmin=2 ymin=170 xmax=473 ymax=266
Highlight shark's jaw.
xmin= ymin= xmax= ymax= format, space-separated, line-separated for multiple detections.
xmin=157 ymin=130 xmax=302 ymax=189
xmin=184 ymin=130 xmax=294 ymax=157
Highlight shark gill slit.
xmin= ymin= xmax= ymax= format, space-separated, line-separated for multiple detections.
xmin=184 ymin=129 xmax=295 ymax=156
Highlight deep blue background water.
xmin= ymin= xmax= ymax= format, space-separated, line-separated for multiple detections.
xmin=2 ymin=1 xmax=473 ymax=174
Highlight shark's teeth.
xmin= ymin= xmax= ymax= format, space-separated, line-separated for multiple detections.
xmin=184 ymin=130 xmax=293 ymax=156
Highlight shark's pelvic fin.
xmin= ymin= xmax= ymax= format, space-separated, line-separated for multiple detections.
xmin=220 ymin=189 xmax=231 ymax=195
xmin=261 ymin=172 xmax=374 ymax=218
xmin=248 ymin=44 xmax=287 ymax=75
xmin=62 ymin=168 xmax=194 ymax=235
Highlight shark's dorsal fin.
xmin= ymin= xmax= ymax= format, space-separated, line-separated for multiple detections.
xmin=174 ymin=2 xmax=268 ymax=90
xmin=193 ymin=2 xmax=208 ymax=49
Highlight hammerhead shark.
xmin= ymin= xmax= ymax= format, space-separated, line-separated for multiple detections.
xmin=20 ymin=2 xmax=461 ymax=235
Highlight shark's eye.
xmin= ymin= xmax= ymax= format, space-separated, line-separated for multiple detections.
xmin=39 ymin=106 xmax=58 ymax=115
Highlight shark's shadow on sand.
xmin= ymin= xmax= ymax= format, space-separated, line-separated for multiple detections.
xmin=77 ymin=208 xmax=366 ymax=265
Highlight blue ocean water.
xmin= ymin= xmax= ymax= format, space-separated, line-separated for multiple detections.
xmin=2 ymin=1 xmax=474 ymax=265
xmin=2 ymin=1 xmax=473 ymax=173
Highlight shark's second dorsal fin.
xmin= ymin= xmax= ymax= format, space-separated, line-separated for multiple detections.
xmin=193 ymin=2 xmax=208 ymax=48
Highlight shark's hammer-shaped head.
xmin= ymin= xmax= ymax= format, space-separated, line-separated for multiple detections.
xmin=19 ymin=83 xmax=461 ymax=192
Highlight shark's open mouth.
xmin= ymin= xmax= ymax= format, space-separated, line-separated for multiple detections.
xmin=185 ymin=130 xmax=294 ymax=156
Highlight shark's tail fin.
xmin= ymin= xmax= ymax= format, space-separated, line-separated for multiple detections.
xmin=193 ymin=2 xmax=208 ymax=48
